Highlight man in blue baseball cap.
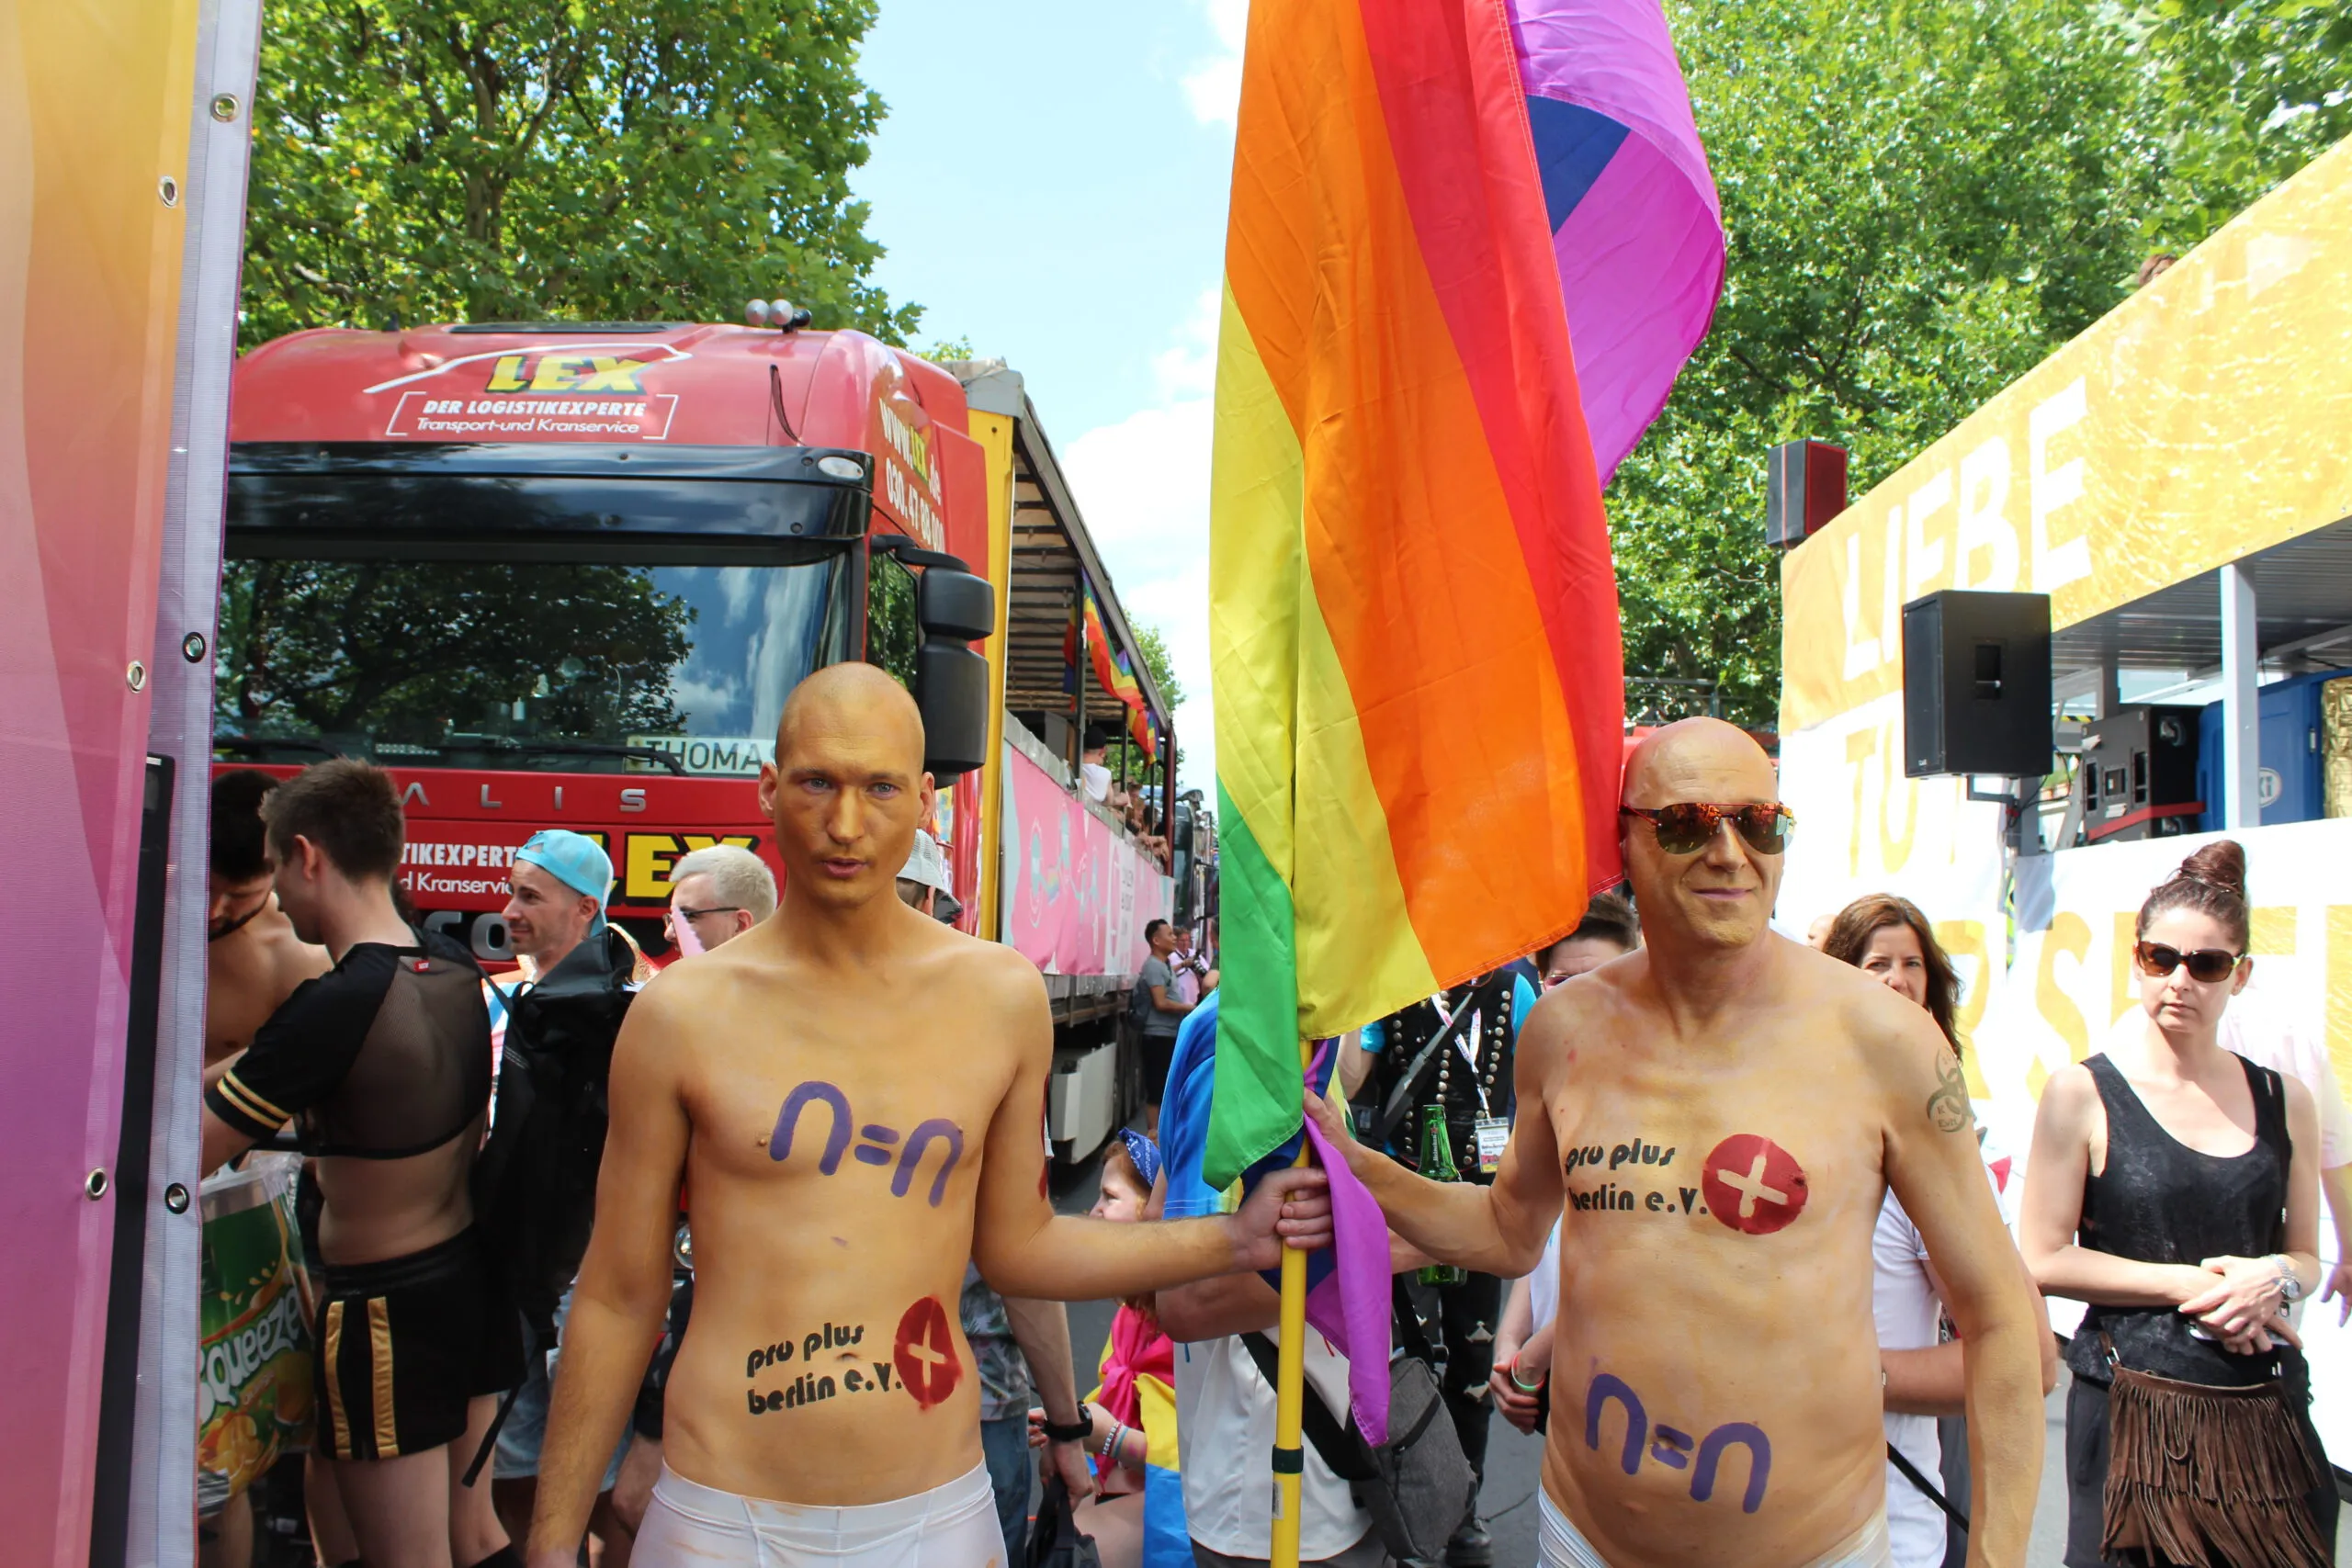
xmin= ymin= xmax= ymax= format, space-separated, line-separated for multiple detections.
xmin=503 ymin=829 xmax=612 ymax=979
xmin=491 ymin=826 xmax=640 ymax=1555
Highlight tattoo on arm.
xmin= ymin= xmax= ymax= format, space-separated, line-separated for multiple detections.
xmin=1925 ymin=1051 xmax=1972 ymax=1134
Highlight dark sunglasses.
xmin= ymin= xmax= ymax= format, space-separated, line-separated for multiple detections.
xmin=2133 ymin=942 xmax=2244 ymax=984
xmin=1619 ymin=802 xmax=1796 ymax=856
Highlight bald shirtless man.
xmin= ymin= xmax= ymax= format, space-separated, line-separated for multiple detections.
xmin=529 ymin=664 xmax=1329 ymax=1568
xmin=1308 ymin=718 xmax=2043 ymax=1568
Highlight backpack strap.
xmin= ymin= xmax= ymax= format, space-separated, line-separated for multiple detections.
xmin=1391 ymin=1276 xmax=1440 ymax=1367
xmin=1239 ymin=1332 xmax=1376 ymax=1483
xmin=1885 ymin=1440 xmax=1969 ymax=1530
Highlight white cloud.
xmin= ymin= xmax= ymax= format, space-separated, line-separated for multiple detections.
xmin=1182 ymin=0 xmax=1248 ymax=128
xmin=1064 ymin=290 xmax=1222 ymax=794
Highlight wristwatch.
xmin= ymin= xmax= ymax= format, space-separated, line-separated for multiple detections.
xmin=1042 ymin=1412 xmax=1094 ymax=1444
xmin=2275 ymin=1255 xmax=2307 ymax=1303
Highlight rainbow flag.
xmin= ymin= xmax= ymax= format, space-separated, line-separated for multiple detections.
xmin=1064 ymin=586 xmax=1160 ymax=764
xmin=1204 ymin=0 xmax=1721 ymax=1187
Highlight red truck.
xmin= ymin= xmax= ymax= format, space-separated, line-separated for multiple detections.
xmin=220 ymin=312 xmax=1187 ymax=1151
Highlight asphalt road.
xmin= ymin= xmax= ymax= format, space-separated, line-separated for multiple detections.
xmin=1049 ymin=1153 xmax=2349 ymax=1567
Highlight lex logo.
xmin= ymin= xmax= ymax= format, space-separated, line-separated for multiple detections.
xmin=484 ymin=354 xmax=650 ymax=394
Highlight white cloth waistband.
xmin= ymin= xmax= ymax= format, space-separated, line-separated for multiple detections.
xmin=637 ymin=1461 xmax=1001 ymax=1565
xmin=1538 ymin=1491 xmax=1893 ymax=1568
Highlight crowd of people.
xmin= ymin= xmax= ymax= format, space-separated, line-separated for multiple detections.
xmin=192 ymin=677 xmax=2346 ymax=1568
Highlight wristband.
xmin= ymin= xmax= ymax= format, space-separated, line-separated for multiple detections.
xmin=1042 ymin=1414 xmax=1093 ymax=1444
xmin=1098 ymin=1421 xmax=1126 ymax=1462
xmin=1510 ymin=1364 xmax=1545 ymax=1393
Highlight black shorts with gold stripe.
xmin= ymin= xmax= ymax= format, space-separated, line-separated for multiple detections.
xmin=313 ymin=1227 xmax=523 ymax=1461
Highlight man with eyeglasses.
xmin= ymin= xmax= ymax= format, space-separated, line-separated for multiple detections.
xmin=1310 ymin=717 xmax=2045 ymax=1568
xmin=665 ymin=843 xmax=776 ymax=956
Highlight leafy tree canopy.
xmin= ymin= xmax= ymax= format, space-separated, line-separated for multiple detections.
xmin=1618 ymin=0 xmax=2349 ymax=728
xmin=242 ymin=0 xmax=917 ymax=347
xmin=217 ymin=558 xmax=695 ymax=751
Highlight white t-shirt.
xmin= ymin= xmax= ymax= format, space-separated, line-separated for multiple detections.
xmin=1530 ymin=1219 xmax=1563 ymax=1337
xmin=1080 ymin=761 xmax=1112 ymax=803
xmin=2219 ymin=991 xmax=2352 ymax=1169
xmin=1871 ymin=1118 xmax=2018 ymax=1568
xmin=1172 ymin=1328 xmax=1375 ymax=1560
xmin=1872 ymin=1192 xmax=1945 ymax=1568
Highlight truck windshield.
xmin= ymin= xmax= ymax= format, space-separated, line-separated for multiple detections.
xmin=216 ymin=552 xmax=854 ymax=775
xmin=216 ymin=454 xmax=865 ymax=775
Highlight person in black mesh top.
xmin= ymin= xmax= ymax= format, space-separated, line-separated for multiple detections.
xmin=201 ymin=759 xmax=521 ymax=1568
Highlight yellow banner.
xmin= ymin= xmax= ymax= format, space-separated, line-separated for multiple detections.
xmin=1781 ymin=135 xmax=2352 ymax=734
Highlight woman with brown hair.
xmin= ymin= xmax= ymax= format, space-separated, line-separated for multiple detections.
xmin=1826 ymin=896 xmax=2052 ymax=1568
xmin=2020 ymin=841 xmax=2333 ymax=1566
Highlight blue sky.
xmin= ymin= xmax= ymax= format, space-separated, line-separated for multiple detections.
xmin=851 ymin=0 xmax=1246 ymax=790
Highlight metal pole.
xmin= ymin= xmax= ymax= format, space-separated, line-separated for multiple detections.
xmin=2222 ymin=564 xmax=2259 ymax=829
xmin=1073 ymin=590 xmax=1089 ymax=773
xmin=1270 ymin=1038 xmax=1314 ymax=1568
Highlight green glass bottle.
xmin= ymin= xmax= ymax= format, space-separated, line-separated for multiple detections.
xmin=1416 ymin=1104 xmax=1467 ymax=1285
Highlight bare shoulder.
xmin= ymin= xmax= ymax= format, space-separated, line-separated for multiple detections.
xmin=2031 ymin=1061 xmax=2101 ymax=1139
xmin=1805 ymin=944 xmax=1970 ymax=1125
xmin=1520 ymin=951 xmax=1642 ymax=1068
xmin=924 ymin=920 xmax=1052 ymax=1017
xmin=2278 ymin=1066 xmax=2319 ymax=1125
xmin=267 ymin=928 xmax=332 ymax=990
xmin=623 ymin=948 xmax=733 ymax=1031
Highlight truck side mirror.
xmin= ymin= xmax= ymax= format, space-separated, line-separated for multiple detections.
xmin=914 ymin=567 xmax=994 ymax=778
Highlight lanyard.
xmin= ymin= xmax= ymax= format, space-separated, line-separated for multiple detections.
xmin=1429 ymin=990 xmax=1492 ymax=1117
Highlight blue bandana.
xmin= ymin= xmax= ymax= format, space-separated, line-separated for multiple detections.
xmin=1118 ymin=1128 xmax=1162 ymax=1192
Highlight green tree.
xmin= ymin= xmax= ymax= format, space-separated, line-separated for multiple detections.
xmin=1097 ymin=621 xmax=1182 ymax=781
xmin=217 ymin=558 xmax=694 ymax=750
xmin=242 ymin=1 xmax=918 ymax=347
xmin=1617 ymin=0 xmax=2161 ymax=727
xmin=1613 ymin=0 xmax=2347 ymax=728
xmin=2134 ymin=0 xmax=2352 ymax=245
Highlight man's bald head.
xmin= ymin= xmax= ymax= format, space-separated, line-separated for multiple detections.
xmin=1618 ymin=717 xmax=1786 ymax=953
xmin=760 ymin=664 xmax=938 ymax=917
xmin=775 ymin=662 xmax=927 ymax=773
xmin=1622 ymin=717 xmax=1777 ymax=809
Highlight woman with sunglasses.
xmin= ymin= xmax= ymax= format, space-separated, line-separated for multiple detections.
xmin=1825 ymin=897 xmax=2052 ymax=1568
xmin=2020 ymin=841 xmax=2332 ymax=1566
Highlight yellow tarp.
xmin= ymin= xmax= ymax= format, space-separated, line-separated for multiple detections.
xmin=1781 ymin=135 xmax=2352 ymax=735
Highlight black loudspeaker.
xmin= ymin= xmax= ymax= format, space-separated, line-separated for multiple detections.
xmin=2081 ymin=705 xmax=2201 ymax=843
xmin=1765 ymin=440 xmax=1849 ymax=548
xmin=1902 ymin=590 xmax=2052 ymax=778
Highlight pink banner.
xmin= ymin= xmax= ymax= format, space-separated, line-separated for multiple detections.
xmin=0 ymin=2 xmax=208 ymax=1561
xmin=998 ymin=742 xmax=1170 ymax=976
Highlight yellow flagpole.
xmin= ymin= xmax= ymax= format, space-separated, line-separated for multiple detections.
xmin=1271 ymin=1037 xmax=1314 ymax=1568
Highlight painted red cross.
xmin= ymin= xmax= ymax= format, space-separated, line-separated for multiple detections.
xmin=893 ymin=1295 xmax=964 ymax=1411
xmin=1700 ymin=1134 xmax=1809 ymax=1235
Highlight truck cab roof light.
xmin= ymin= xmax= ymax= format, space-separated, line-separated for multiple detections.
xmin=746 ymin=299 xmax=813 ymax=332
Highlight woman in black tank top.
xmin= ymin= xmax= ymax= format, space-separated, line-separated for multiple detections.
xmin=2018 ymin=842 xmax=2332 ymax=1566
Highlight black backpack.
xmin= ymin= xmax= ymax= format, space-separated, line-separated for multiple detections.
xmin=471 ymin=927 xmax=639 ymax=1343
xmin=1127 ymin=961 xmax=1160 ymax=1032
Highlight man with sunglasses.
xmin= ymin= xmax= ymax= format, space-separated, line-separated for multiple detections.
xmin=665 ymin=843 xmax=776 ymax=956
xmin=1311 ymin=718 xmax=2045 ymax=1568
